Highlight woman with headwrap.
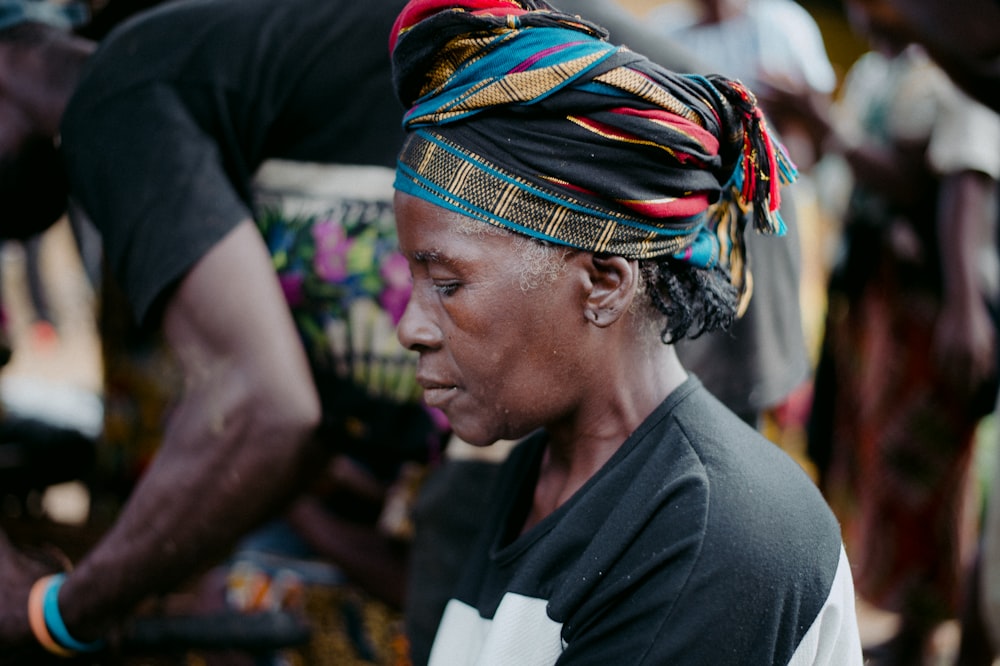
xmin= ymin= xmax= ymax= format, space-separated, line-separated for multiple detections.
xmin=388 ymin=1 xmax=862 ymax=663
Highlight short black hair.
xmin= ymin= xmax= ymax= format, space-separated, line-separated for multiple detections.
xmin=641 ymin=258 xmax=739 ymax=344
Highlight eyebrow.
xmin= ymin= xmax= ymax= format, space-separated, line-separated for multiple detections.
xmin=411 ymin=250 xmax=436 ymax=262
xmin=411 ymin=249 xmax=455 ymax=268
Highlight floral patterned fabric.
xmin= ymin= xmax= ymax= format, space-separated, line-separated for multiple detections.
xmin=252 ymin=161 xmax=446 ymax=480
xmin=255 ymin=170 xmax=420 ymax=407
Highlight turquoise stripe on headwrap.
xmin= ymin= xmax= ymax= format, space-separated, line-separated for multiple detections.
xmin=394 ymin=128 xmax=703 ymax=258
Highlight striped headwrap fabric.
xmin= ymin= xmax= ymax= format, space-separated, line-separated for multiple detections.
xmin=389 ymin=0 xmax=796 ymax=297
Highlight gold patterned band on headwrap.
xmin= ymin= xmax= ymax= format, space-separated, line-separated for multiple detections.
xmin=396 ymin=129 xmax=701 ymax=258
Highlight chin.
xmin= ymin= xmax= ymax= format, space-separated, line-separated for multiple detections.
xmin=452 ymin=420 xmax=536 ymax=450
xmin=447 ymin=421 xmax=505 ymax=448
xmin=451 ymin=429 xmax=498 ymax=448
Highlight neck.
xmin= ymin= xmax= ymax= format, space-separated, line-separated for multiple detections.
xmin=524 ymin=344 xmax=687 ymax=532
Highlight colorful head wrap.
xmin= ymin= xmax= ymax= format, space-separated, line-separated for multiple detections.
xmin=389 ymin=0 xmax=796 ymax=299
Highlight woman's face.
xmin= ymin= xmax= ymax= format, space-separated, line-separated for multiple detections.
xmin=394 ymin=192 xmax=590 ymax=446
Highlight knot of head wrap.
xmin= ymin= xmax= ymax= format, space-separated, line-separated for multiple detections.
xmin=389 ymin=0 xmax=796 ymax=302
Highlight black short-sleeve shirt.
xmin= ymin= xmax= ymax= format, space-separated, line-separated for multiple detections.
xmin=61 ymin=0 xmax=408 ymax=323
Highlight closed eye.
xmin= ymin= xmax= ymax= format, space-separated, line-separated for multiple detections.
xmin=411 ymin=250 xmax=463 ymax=297
xmin=434 ymin=280 xmax=460 ymax=296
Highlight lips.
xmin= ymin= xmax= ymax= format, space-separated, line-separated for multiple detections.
xmin=416 ymin=374 xmax=458 ymax=408
xmin=416 ymin=373 xmax=453 ymax=390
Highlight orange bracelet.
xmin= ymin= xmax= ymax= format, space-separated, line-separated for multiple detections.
xmin=28 ymin=576 xmax=74 ymax=658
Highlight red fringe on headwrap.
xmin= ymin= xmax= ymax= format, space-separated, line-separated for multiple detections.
xmin=390 ymin=0 xmax=527 ymax=51
xmin=712 ymin=79 xmax=794 ymax=236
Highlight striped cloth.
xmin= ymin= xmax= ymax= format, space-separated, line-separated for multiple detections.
xmin=390 ymin=0 xmax=795 ymax=299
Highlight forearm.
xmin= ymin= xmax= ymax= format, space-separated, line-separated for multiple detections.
xmin=287 ymin=498 xmax=409 ymax=609
xmin=932 ymin=169 xmax=998 ymax=387
xmin=59 ymin=382 xmax=322 ymax=639
xmin=832 ymin=134 xmax=927 ymax=207
xmin=52 ymin=221 xmax=324 ymax=641
xmin=937 ymin=169 xmax=997 ymax=305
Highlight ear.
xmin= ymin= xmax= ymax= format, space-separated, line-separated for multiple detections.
xmin=581 ymin=254 xmax=640 ymax=327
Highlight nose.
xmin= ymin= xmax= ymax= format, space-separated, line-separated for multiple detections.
xmin=396 ymin=288 xmax=440 ymax=352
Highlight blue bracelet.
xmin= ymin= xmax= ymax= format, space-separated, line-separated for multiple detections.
xmin=42 ymin=573 xmax=106 ymax=653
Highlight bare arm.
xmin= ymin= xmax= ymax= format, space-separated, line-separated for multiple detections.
xmin=834 ymin=137 xmax=930 ymax=208
xmin=933 ymin=170 xmax=998 ymax=389
xmin=54 ymin=221 xmax=323 ymax=639
xmin=760 ymin=77 xmax=928 ymax=205
xmin=287 ymin=496 xmax=409 ymax=610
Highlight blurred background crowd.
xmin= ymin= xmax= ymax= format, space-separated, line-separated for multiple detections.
xmin=1 ymin=0 xmax=998 ymax=664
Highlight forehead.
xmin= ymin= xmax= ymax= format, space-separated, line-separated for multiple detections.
xmin=394 ymin=191 xmax=517 ymax=262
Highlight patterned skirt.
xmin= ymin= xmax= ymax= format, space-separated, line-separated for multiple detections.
xmin=811 ymin=234 xmax=991 ymax=622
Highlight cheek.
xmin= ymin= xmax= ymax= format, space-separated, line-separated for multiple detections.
xmin=459 ymin=325 xmax=565 ymax=404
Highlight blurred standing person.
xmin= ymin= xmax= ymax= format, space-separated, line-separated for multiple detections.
xmin=802 ymin=1 xmax=1000 ymax=662
xmin=647 ymin=0 xmax=838 ymax=429
xmin=805 ymin=2 xmax=1000 ymax=662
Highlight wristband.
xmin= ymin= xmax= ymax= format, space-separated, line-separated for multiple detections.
xmin=28 ymin=576 xmax=74 ymax=657
xmin=42 ymin=573 xmax=106 ymax=653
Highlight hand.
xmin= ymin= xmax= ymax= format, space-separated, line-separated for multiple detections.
xmin=0 ymin=531 xmax=58 ymax=648
xmin=933 ymin=296 xmax=997 ymax=394
xmin=309 ymin=455 xmax=386 ymax=504
xmin=754 ymin=73 xmax=833 ymax=152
